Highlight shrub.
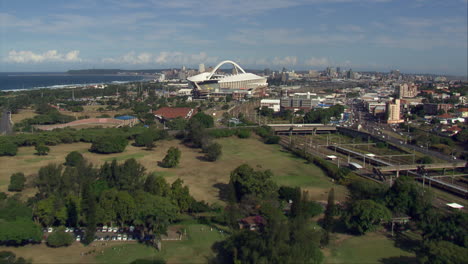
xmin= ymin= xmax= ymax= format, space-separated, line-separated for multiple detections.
xmin=264 ymin=135 xmax=280 ymax=144
xmin=90 ymin=135 xmax=128 ymax=154
xmin=0 ymin=140 xmax=18 ymax=156
xmin=208 ymin=129 xmax=237 ymax=138
xmin=46 ymin=227 xmax=74 ymax=247
xmin=8 ymin=172 xmax=26 ymax=192
xmin=35 ymin=143 xmax=50 ymax=156
xmin=203 ymin=142 xmax=222 ymax=161
xmin=161 ymin=147 xmax=181 ymax=168
xmin=236 ymin=129 xmax=251 ymax=139
xmin=417 ymin=156 xmax=433 ymax=164
xmin=65 ymin=151 xmax=84 ymax=166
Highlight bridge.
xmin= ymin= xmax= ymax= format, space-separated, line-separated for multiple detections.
xmin=377 ymin=162 xmax=467 ymax=172
xmin=268 ymin=124 xmax=337 ymax=135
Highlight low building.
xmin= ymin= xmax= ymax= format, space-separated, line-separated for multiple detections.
xmin=457 ymin=108 xmax=468 ymax=118
xmin=238 ymin=215 xmax=266 ymax=231
xmin=260 ymin=99 xmax=281 ymax=112
xmin=424 ymin=103 xmax=454 ymax=115
xmin=153 ymin=107 xmax=197 ymax=121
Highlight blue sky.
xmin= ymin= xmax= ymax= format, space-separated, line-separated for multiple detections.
xmin=1 ymin=0 xmax=467 ymax=75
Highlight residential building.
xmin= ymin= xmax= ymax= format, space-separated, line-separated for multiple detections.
xmin=386 ymin=99 xmax=404 ymax=124
xmin=260 ymin=99 xmax=281 ymax=112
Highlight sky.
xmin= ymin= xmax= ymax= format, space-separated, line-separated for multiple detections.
xmin=1 ymin=0 xmax=467 ymax=75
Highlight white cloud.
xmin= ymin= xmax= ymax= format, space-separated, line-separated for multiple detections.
xmin=304 ymin=57 xmax=330 ymax=67
xmin=272 ymin=56 xmax=298 ymax=66
xmin=5 ymin=50 xmax=82 ymax=63
xmin=102 ymin=51 xmax=219 ymax=65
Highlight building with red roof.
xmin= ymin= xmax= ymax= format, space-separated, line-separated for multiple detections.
xmin=153 ymin=107 xmax=197 ymax=121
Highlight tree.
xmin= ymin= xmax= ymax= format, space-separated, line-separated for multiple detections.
xmin=190 ymin=112 xmax=214 ymax=128
xmin=203 ymin=142 xmax=222 ymax=161
xmin=35 ymin=143 xmax=50 ymax=156
xmin=417 ymin=240 xmax=467 ymax=264
xmin=36 ymin=164 xmax=63 ymax=196
xmin=46 ymin=226 xmax=74 ymax=247
xmin=135 ymin=131 xmax=155 ymax=150
xmin=81 ymin=181 xmax=97 ymax=245
xmin=133 ymin=191 xmax=178 ymax=240
xmin=386 ymin=175 xmax=432 ymax=218
xmin=321 ymin=188 xmax=335 ymax=246
xmin=90 ymin=135 xmax=128 ymax=154
xmin=229 ymin=164 xmax=278 ymax=201
xmin=167 ymin=117 xmax=187 ymax=130
xmin=0 ymin=140 xmax=17 ymax=156
xmin=343 ymin=200 xmax=391 ymax=235
xmin=144 ymin=173 xmax=171 ymax=197
xmin=0 ymin=218 xmax=42 ymax=245
xmin=0 ymin=251 xmax=30 ymax=264
xmin=170 ymin=179 xmax=193 ymax=212
xmin=417 ymin=156 xmax=433 ymax=164
xmin=64 ymin=151 xmax=84 ymax=166
xmin=8 ymin=173 xmax=26 ymax=192
xmin=161 ymin=147 xmax=181 ymax=168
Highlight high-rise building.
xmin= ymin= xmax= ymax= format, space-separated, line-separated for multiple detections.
xmin=347 ymin=69 xmax=354 ymax=79
xmin=199 ymin=64 xmax=205 ymax=73
xmin=397 ymin=83 xmax=418 ymax=98
xmin=386 ymin=99 xmax=403 ymax=124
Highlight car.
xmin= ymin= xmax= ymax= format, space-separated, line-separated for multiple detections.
xmin=47 ymin=227 xmax=53 ymax=233
xmin=111 ymin=236 xmax=117 ymax=241
xmin=123 ymin=235 xmax=128 ymax=241
xmin=102 ymin=226 xmax=108 ymax=232
xmin=105 ymin=236 xmax=110 ymax=241
xmin=129 ymin=226 xmax=135 ymax=232
xmin=94 ymin=237 xmax=99 ymax=241
xmin=117 ymin=234 xmax=122 ymax=241
xmin=65 ymin=228 xmax=70 ymax=233
xmin=76 ymin=235 xmax=81 ymax=242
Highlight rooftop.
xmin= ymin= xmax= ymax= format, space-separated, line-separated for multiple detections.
xmin=153 ymin=107 xmax=197 ymax=119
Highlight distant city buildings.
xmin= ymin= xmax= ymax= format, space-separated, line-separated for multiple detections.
xmin=198 ymin=64 xmax=205 ymax=73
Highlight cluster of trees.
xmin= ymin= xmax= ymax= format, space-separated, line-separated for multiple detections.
xmin=14 ymin=104 xmax=75 ymax=131
xmin=214 ymin=164 xmax=324 ymax=264
xmin=303 ymin=105 xmax=345 ymax=124
xmin=0 ymin=126 xmax=148 ymax=157
xmin=134 ymin=129 xmax=168 ymax=150
xmin=0 ymin=196 xmax=42 ymax=245
xmin=90 ymin=135 xmax=128 ymax=154
xmin=0 ymin=154 xmax=208 ymax=247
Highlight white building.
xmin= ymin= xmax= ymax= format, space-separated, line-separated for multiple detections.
xmin=260 ymin=99 xmax=281 ymax=112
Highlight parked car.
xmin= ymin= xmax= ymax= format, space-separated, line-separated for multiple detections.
xmin=76 ymin=235 xmax=81 ymax=242
xmin=117 ymin=234 xmax=122 ymax=241
xmin=102 ymin=226 xmax=108 ymax=232
xmin=47 ymin=227 xmax=53 ymax=233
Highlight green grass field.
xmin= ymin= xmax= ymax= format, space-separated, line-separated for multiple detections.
xmin=325 ymin=232 xmax=417 ymax=264
xmin=95 ymin=224 xmax=225 ymax=264
xmin=0 ymin=137 xmax=347 ymax=203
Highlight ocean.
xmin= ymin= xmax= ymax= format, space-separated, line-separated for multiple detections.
xmin=0 ymin=72 xmax=150 ymax=91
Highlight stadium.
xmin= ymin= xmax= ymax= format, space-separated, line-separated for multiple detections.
xmin=187 ymin=60 xmax=268 ymax=99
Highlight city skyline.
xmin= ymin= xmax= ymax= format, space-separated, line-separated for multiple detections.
xmin=1 ymin=0 xmax=467 ymax=76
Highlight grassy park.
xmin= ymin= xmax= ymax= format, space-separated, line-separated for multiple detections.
xmin=0 ymin=136 xmax=348 ymax=203
xmin=324 ymin=231 xmax=417 ymax=264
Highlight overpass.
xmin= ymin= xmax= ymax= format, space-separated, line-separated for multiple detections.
xmin=377 ymin=162 xmax=467 ymax=172
xmin=268 ymin=124 xmax=337 ymax=134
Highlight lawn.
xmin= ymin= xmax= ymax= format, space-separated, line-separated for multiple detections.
xmin=325 ymin=232 xmax=417 ymax=264
xmin=95 ymin=223 xmax=225 ymax=264
xmin=0 ymin=136 xmax=347 ymax=203
xmin=0 ymin=223 xmax=224 ymax=264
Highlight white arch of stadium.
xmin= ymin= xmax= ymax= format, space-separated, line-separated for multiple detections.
xmin=206 ymin=60 xmax=246 ymax=80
